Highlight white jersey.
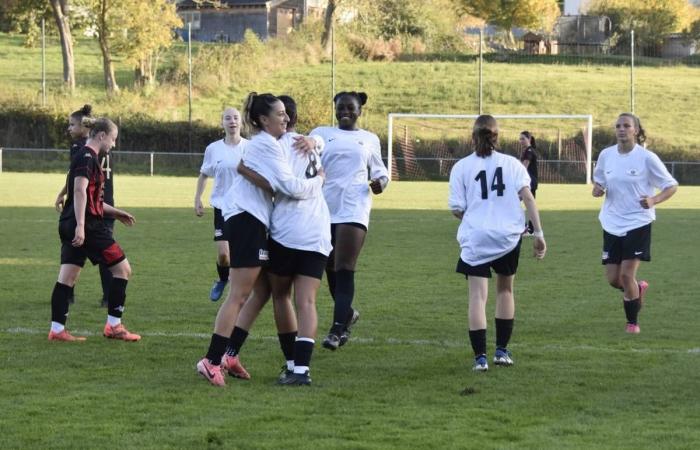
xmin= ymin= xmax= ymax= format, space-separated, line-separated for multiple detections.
xmin=270 ymin=132 xmax=332 ymax=256
xmin=311 ymin=127 xmax=388 ymax=228
xmin=221 ymin=131 xmax=323 ymax=227
xmin=448 ymin=151 xmax=531 ymax=266
xmin=199 ymin=138 xmax=248 ymax=210
xmin=593 ymin=144 xmax=678 ymax=236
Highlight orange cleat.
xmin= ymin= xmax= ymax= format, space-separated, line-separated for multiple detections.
xmin=103 ymin=323 xmax=141 ymax=341
xmin=222 ymin=354 xmax=251 ymax=380
xmin=197 ymin=358 xmax=226 ymax=387
xmin=48 ymin=329 xmax=86 ymax=342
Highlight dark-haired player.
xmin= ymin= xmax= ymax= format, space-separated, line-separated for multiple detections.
xmin=449 ymin=115 xmax=546 ymax=371
xmin=519 ymin=131 xmax=538 ymax=235
xmin=55 ymin=105 xmax=115 ymax=307
xmin=310 ymin=91 xmax=389 ymax=351
xmin=49 ymin=118 xmax=140 ymax=342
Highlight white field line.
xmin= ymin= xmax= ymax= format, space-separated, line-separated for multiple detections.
xmin=4 ymin=327 xmax=699 ymax=355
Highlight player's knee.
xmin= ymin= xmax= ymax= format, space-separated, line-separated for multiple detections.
xmin=111 ymin=260 xmax=131 ymax=279
xmin=619 ymin=272 xmax=635 ymax=288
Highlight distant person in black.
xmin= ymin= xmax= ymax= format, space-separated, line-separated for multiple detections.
xmin=519 ymin=131 xmax=539 ymax=235
xmin=48 ymin=117 xmax=141 ymax=342
xmin=55 ymin=105 xmax=115 ymax=307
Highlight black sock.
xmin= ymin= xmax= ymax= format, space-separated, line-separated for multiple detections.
xmin=623 ymin=299 xmax=641 ymax=324
xmin=107 ymin=278 xmax=128 ymax=319
xmin=333 ymin=269 xmax=355 ymax=324
xmin=99 ymin=263 xmax=113 ymax=302
xmin=67 ymin=285 xmax=75 ymax=304
xmin=217 ymin=264 xmax=229 ymax=282
xmin=468 ymin=329 xmax=487 ymax=357
xmin=293 ymin=338 xmax=314 ymax=370
xmin=206 ymin=333 xmax=229 ymax=365
xmin=51 ymin=282 xmax=72 ymax=325
xmin=495 ymin=318 xmax=514 ymax=350
xmin=326 ymin=269 xmax=336 ymax=301
xmin=226 ymin=327 xmax=249 ymax=357
xmin=278 ymin=331 xmax=297 ymax=361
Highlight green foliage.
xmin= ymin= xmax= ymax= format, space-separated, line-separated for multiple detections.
xmin=453 ymin=0 xmax=560 ymax=33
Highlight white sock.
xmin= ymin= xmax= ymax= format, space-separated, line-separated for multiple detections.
xmin=286 ymin=360 xmax=295 ymax=371
xmin=107 ymin=315 xmax=121 ymax=327
xmin=51 ymin=322 xmax=65 ymax=333
xmin=293 ymin=365 xmax=309 ymax=375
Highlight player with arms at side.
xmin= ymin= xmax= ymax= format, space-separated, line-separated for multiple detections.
xmin=49 ymin=117 xmax=140 ymax=342
xmin=194 ymin=107 xmax=248 ymax=301
xmin=592 ymin=113 xmax=677 ymax=334
xmin=449 ymin=115 xmax=546 ymax=372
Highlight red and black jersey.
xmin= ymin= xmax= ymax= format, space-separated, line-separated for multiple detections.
xmin=60 ymin=144 xmax=105 ymax=223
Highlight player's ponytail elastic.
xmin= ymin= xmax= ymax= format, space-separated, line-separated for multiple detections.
xmin=619 ymin=113 xmax=646 ymax=145
xmin=472 ymin=115 xmax=498 ymax=158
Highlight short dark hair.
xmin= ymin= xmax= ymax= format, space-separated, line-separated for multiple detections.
xmin=333 ymin=91 xmax=368 ymax=107
xmin=243 ymin=92 xmax=280 ymax=132
xmin=472 ymin=115 xmax=499 ymax=158
xmin=277 ymin=95 xmax=297 ymax=129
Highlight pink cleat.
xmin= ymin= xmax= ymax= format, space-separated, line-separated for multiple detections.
xmin=638 ymin=280 xmax=649 ymax=308
xmin=196 ymin=358 xmax=226 ymax=386
xmin=103 ymin=323 xmax=141 ymax=341
xmin=625 ymin=323 xmax=641 ymax=334
xmin=48 ymin=329 xmax=86 ymax=342
xmin=222 ymin=354 xmax=251 ymax=380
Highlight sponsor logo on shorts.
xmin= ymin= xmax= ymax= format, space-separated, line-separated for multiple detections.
xmin=602 ymin=251 xmax=609 ymax=260
xmin=214 ymin=229 xmax=223 ymax=237
xmin=259 ymin=249 xmax=269 ymax=261
xmin=634 ymin=251 xmax=643 ymax=256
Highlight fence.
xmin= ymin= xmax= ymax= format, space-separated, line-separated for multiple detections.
xmin=2 ymin=147 xmax=700 ymax=185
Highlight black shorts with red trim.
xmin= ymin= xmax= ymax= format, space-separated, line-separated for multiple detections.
xmin=602 ymin=223 xmax=651 ymax=265
xmin=456 ymin=240 xmax=522 ymax=279
xmin=268 ymin=238 xmax=328 ymax=280
xmin=58 ymin=218 xmax=126 ymax=267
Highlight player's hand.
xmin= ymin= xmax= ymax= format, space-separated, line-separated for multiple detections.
xmin=369 ymin=178 xmax=384 ymax=194
xmin=72 ymin=226 xmax=85 ymax=247
xmin=194 ymin=198 xmax=204 ymax=216
xmin=293 ymin=136 xmax=316 ymax=154
xmin=117 ymin=210 xmax=136 ymax=226
xmin=639 ymin=196 xmax=654 ymax=209
xmin=533 ymin=237 xmax=546 ymax=259
xmin=54 ymin=195 xmax=65 ymax=212
xmin=318 ymin=166 xmax=325 ymax=181
xmin=592 ymin=183 xmax=605 ymax=197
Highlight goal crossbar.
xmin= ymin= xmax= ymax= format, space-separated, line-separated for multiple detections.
xmin=387 ymin=113 xmax=594 ymax=184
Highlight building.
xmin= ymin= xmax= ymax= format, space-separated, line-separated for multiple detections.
xmin=523 ymin=32 xmax=558 ymax=55
xmin=555 ymin=15 xmax=612 ymax=54
xmin=176 ymin=0 xmax=326 ymax=43
xmin=661 ymin=33 xmax=697 ymax=58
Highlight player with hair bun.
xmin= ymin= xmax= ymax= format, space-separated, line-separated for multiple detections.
xmin=310 ymin=91 xmax=389 ymax=352
xmin=592 ymin=113 xmax=678 ymax=334
xmin=194 ymin=107 xmax=249 ymax=301
xmin=449 ymin=115 xmax=546 ymax=372
xmin=49 ymin=117 xmax=140 ymax=342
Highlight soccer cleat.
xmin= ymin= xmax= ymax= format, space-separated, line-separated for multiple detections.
xmin=473 ymin=354 xmax=489 ymax=372
xmin=278 ymin=365 xmax=293 ymax=383
xmin=322 ymin=333 xmax=341 ymax=351
xmin=196 ymin=358 xmax=226 ymax=387
xmin=339 ymin=309 xmax=360 ymax=347
xmin=103 ymin=323 xmax=141 ymax=341
xmin=209 ymin=280 xmax=228 ymax=301
xmin=222 ymin=354 xmax=251 ymax=380
xmin=625 ymin=323 xmax=641 ymax=334
xmin=278 ymin=370 xmax=311 ymax=386
xmin=493 ymin=348 xmax=514 ymax=366
xmin=48 ymin=329 xmax=86 ymax=342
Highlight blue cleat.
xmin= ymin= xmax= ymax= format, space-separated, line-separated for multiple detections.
xmin=209 ymin=280 xmax=228 ymax=301
xmin=473 ymin=354 xmax=488 ymax=372
xmin=493 ymin=348 xmax=514 ymax=366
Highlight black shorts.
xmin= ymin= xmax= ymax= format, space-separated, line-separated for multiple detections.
xmin=225 ymin=212 xmax=269 ymax=268
xmin=268 ymin=239 xmax=328 ymax=280
xmin=59 ymin=219 xmax=126 ymax=268
xmin=456 ymin=240 xmax=521 ymax=279
xmin=213 ymin=208 xmax=226 ymax=241
xmin=331 ymin=222 xmax=368 ymax=243
xmin=602 ymin=224 xmax=651 ymax=265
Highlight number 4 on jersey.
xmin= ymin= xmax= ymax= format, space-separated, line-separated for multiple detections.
xmin=475 ymin=167 xmax=505 ymax=199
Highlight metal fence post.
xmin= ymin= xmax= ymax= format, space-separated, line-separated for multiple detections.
xmin=0 ymin=147 xmax=3 ymax=173
xmin=150 ymin=152 xmax=154 ymax=176
xmin=630 ymin=30 xmax=635 ymax=114
xmin=478 ymin=28 xmax=483 ymax=115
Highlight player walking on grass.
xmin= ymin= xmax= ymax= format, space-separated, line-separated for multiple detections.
xmin=196 ymin=93 xmax=325 ymax=387
xmin=194 ymin=107 xmax=249 ymax=301
xmin=592 ymin=113 xmax=678 ymax=334
xmin=49 ymin=117 xmax=140 ymax=342
xmin=519 ymin=131 xmax=539 ymax=235
xmin=449 ymin=115 xmax=546 ymax=372
xmin=310 ymin=91 xmax=389 ymax=351
xmin=54 ymin=104 xmax=115 ymax=308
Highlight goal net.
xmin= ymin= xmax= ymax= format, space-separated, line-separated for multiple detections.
xmin=387 ymin=114 xmax=593 ymax=184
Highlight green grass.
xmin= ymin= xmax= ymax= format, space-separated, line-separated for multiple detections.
xmin=0 ymin=33 xmax=699 ymax=154
xmin=1 ymin=173 xmax=699 ymax=448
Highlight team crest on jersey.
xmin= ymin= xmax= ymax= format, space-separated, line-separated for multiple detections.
xmin=626 ymin=169 xmax=639 ymax=176
xmin=258 ymin=249 xmax=269 ymax=261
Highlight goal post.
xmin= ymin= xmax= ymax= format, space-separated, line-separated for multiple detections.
xmin=387 ymin=113 xmax=594 ymax=184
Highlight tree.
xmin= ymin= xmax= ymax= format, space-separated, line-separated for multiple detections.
xmin=93 ymin=0 xmax=119 ymax=94
xmin=453 ymin=0 xmax=560 ymax=46
xmin=321 ymin=0 xmax=338 ymax=56
xmin=48 ymin=0 xmax=75 ymax=91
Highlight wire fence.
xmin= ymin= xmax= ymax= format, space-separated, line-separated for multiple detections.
xmin=2 ymin=147 xmax=700 ymax=185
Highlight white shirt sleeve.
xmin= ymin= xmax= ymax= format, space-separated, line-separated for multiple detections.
xmin=448 ymin=160 xmax=467 ymax=213
xmin=200 ymin=145 xmax=215 ymax=177
xmin=592 ymin=150 xmax=606 ymax=188
xmin=367 ymin=135 xmax=389 ymax=181
xmin=255 ymin=139 xmax=323 ymax=200
xmin=646 ymin=151 xmax=678 ymax=191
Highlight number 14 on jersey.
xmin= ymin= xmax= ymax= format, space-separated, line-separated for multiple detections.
xmin=475 ymin=167 xmax=505 ymax=199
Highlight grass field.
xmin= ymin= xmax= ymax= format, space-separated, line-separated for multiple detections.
xmin=1 ymin=33 xmax=699 ymax=153
xmin=1 ymin=173 xmax=699 ymax=449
